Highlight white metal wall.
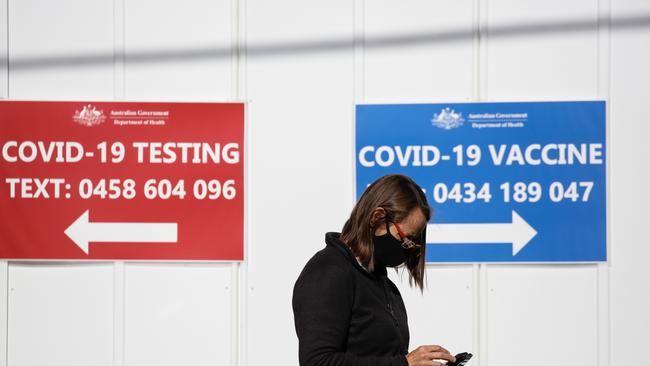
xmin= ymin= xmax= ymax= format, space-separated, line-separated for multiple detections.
xmin=0 ymin=1 xmax=649 ymax=366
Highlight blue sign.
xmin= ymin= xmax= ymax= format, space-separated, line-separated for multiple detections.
xmin=356 ymin=101 xmax=606 ymax=262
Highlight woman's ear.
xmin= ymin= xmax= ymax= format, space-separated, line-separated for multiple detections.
xmin=369 ymin=207 xmax=386 ymax=228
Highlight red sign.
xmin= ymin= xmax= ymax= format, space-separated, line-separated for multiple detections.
xmin=0 ymin=101 xmax=244 ymax=260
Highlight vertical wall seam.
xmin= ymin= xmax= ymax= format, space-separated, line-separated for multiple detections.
xmin=480 ymin=265 xmax=489 ymax=366
xmin=1 ymin=3 xmax=8 ymax=364
xmin=475 ymin=0 xmax=490 ymax=364
xmin=605 ymin=2 xmax=612 ymax=363
xmin=3 ymin=0 xmax=9 ymax=99
xmin=472 ymin=0 xmax=480 ymax=100
xmin=230 ymin=0 xmax=242 ymax=365
xmin=353 ymin=0 xmax=365 ymax=103
xmin=471 ymin=0 xmax=482 ymax=362
xmin=596 ymin=0 xmax=612 ymax=365
xmin=113 ymin=0 xmax=126 ymax=365
xmin=1 ymin=3 xmax=8 ymax=362
xmin=122 ymin=264 xmax=126 ymax=366
xmin=113 ymin=0 xmax=125 ymax=100
xmin=353 ymin=0 xmax=365 ymax=204
xmin=239 ymin=262 xmax=247 ymax=366
xmin=120 ymin=0 xmax=125 ymax=98
xmin=230 ymin=0 xmax=239 ymax=101
xmin=1 ymin=1 xmax=8 ymax=361
xmin=113 ymin=262 xmax=125 ymax=366
xmin=236 ymin=0 xmax=247 ymax=365
xmin=471 ymin=264 xmax=480 ymax=365
xmin=230 ymin=263 xmax=239 ymax=366
xmin=239 ymin=0 xmax=247 ymax=102
xmin=479 ymin=0 xmax=489 ymax=101
xmin=3 ymin=263 xmax=8 ymax=366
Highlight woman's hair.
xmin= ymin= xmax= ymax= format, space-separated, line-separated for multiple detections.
xmin=340 ymin=174 xmax=431 ymax=290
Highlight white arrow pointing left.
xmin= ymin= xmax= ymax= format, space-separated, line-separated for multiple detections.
xmin=64 ymin=210 xmax=178 ymax=255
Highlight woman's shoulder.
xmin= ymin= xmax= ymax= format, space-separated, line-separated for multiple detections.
xmin=295 ymin=235 xmax=358 ymax=287
xmin=292 ymin=243 xmax=358 ymax=313
xmin=299 ymin=244 xmax=354 ymax=279
xmin=292 ymin=239 xmax=357 ymax=314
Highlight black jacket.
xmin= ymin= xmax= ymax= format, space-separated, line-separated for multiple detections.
xmin=292 ymin=232 xmax=410 ymax=366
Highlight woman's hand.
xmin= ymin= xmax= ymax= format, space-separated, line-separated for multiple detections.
xmin=406 ymin=345 xmax=456 ymax=366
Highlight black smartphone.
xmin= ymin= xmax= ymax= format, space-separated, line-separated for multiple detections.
xmin=447 ymin=352 xmax=472 ymax=366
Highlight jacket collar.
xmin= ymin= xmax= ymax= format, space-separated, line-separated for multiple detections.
xmin=325 ymin=232 xmax=387 ymax=279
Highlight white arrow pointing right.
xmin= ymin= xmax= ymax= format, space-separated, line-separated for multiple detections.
xmin=426 ymin=210 xmax=537 ymax=256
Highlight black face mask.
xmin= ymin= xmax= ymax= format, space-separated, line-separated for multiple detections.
xmin=372 ymin=222 xmax=407 ymax=267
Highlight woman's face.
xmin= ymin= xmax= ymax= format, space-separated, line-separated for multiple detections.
xmin=373 ymin=207 xmax=427 ymax=245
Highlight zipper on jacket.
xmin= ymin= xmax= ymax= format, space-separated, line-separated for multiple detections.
xmin=381 ymin=277 xmax=399 ymax=327
xmin=382 ymin=276 xmax=407 ymax=354
xmin=387 ymin=302 xmax=398 ymax=326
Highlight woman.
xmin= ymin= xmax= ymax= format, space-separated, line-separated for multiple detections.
xmin=292 ymin=174 xmax=457 ymax=366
